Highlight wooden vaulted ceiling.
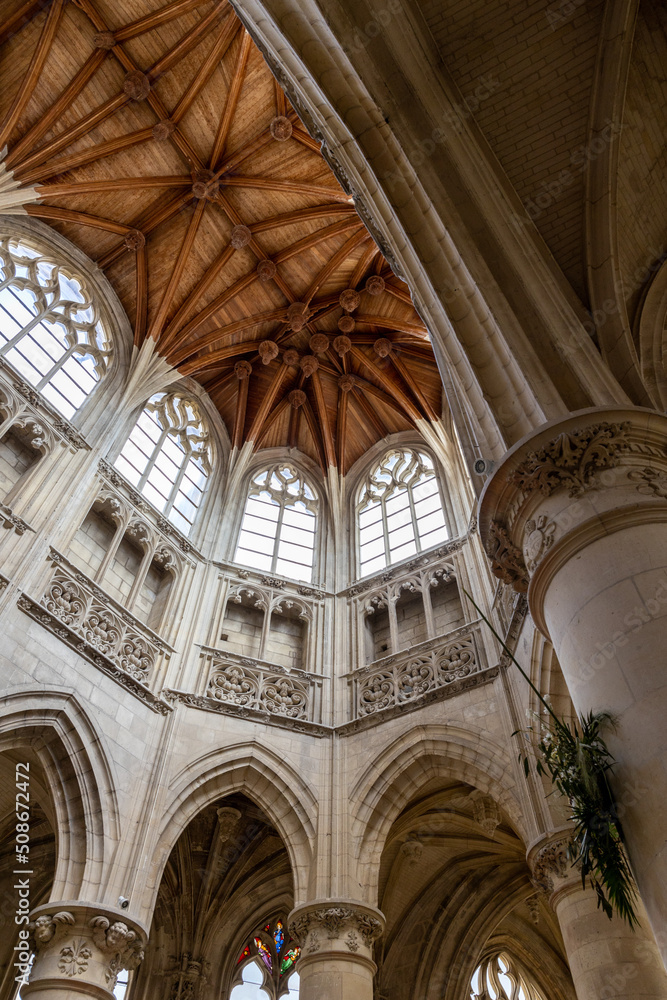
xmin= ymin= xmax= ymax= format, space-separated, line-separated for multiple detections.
xmin=0 ymin=0 xmax=443 ymax=475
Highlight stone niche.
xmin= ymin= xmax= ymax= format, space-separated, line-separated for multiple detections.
xmin=0 ymin=425 xmax=40 ymax=497
xmin=364 ymin=578 xmax=464 ymax=663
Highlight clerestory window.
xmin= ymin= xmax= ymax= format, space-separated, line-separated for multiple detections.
xmin=0 ymin=234 xmax=112 ymax=419
xmin=114 ymin=391 xmax=211 ymax=536
xmin=235 ymin=464 xmax=318 ymax=583
xmin=356 ymin=448 xmax=448 ymax=577
xmin=470 ymin=952 xmax=546 ymax=1000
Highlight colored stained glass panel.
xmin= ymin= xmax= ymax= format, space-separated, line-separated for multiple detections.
xmin=274 ymin=921 xmax=284 ymax=953
xmin=254 ymin=937 xmax=272 ymax=971
xmin=280 ymin=947 xmax=300 ymax=975
xmin=237 ymin=945 xmax=251 ymax=965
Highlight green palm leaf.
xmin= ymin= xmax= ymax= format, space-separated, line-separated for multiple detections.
xmin=464 ymin=589 xmax=639 ymax=927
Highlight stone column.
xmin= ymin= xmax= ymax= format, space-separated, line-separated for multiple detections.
xmin=529 ymin=835 xmax=667 ymax=1000
xmin=479 ymin=407 xmax=667 ymax=939
xmin=22 ymin=903 xmax=147 ymax=1000
xmin=288 ymin=901 xmax=384 ymax=1000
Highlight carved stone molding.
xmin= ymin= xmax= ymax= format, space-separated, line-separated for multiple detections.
xmin=529 ymin=835 xmax=579 ymax=896
xmin=89 ymin=916 xmax=145 ymax=970
xmin=165 ymin=688 xmax=329 ymax=737
xmin=27 ymin=903 xmax=148 ymax=996
xmin=18 ymin=550 xmax=173 ymax=714
xmin=484 ymin=520 xmax=529 ymax=592
xmin=0 ymin=361 xmax=91 ymax=451
xmin=360 ymin=563 xmax=455 ymax=617
xmin=338 ymin=665 xmax=499 ymax=736
xmin=510 ymin=421 xmax=631 ymax=499
xmin=400 ymin=840 xmax=424 ymax=865
xmin=0 ymin=502 xmax=33 ymax=535
xmin=480 ymin=409 xmax=667 ymax=608
xmin=522 ymin=515 xmax=556 ymax=574
xmin=260 ymin=575 xmax=287 ymax=589
xmin=98 ymin=459 xmax=195 ymax=555
xmin=165 ymin=953 xmax=211 ymax=1000
xmin=345 ymin=537 xmax=466 ymax=598
xmin=354 ymin=622 xmax=486 ymax=718
xmin=469 ymin=790 xmax=500 ymax=836
xmin=288 ymin=901 xmax=384 ymax=966
xmin=202 ymin=645 xmax=318 ymax=722
xmin=628 ymin=466 xmax=667 ymax=499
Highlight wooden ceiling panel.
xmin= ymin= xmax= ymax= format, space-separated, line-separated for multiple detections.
xmin=1 ymin=0 xmax=443 ymax=473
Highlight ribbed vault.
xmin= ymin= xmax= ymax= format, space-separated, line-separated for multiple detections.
xmin=0 ymin=0 xmax=443 ymax=473
xmin=134 ymin=794 xmax=295 ymax=1000
xmin=375 ymin=783 xmax=574 ymax=1000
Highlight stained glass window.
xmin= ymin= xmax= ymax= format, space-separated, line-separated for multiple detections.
xmin=0 ymin=235 xmax=112 ymax=419
xmin=280 ymin=949 xmax=299 ymax=976
xmin=234 ymin=464 xmax=318 ymax=583
xmin=230 ymin=963 xmax=299 ymax=999
xmin=357 ymin=448 xmax=448 ymax=576
xmin=470 ymin=952 xmax=546 ymax=1000
xmin=233 ymin=917 xmax=300 ymax=1000
xmin=114 ymin=391 xmax=212 ymax=536
xmin=254 ymin=938 xmax=272 ymax=971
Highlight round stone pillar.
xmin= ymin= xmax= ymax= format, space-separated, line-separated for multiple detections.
xmin=529 ymin=835 xmax=667 ymax=1000
xmin=22 ymin=903 xmax=147 ymax=1000
xmin=479 ymin=407 xmax=667 ymax=939
xmin=288 ymin=900 xmax=384 ymax=1000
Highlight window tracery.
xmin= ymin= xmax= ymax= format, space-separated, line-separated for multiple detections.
xmin=114 ymin=392 xmax=211 ymax=536
xmin=0 ymin=235 xmax=112 ymax=419
xmin=235 ymin=464 xmax=317 ymax=583
xmin=231 ymin=919 xmax=300 ymax=999
xmin=357 ymin=448 xmax=448 ymax=576
xmin=471 ymin=952 xmax=546 ymax=1000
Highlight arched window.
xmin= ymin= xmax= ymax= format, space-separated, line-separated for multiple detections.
xmin=235 ymin=464 xmax=317 ymax=583
xmin=231 ymin=963 xmax=299 ymax=999
xmin=231 ymin=918 xmax=300 ymax=999
xmin=0 ymin=234 xmax=112 ymax=419
xmin=112 ymin=971 xmax=130 ymax=999
xmin=471 ymin=952 xmax=546 ymax=1000
xmin=356 ymin=448 xmax=448 ymax=576
xmin=114 ymin=392 xmax=211 ymax=535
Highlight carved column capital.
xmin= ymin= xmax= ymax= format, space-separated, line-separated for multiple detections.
xmin=479 ymin=407 xmax=667 ymax=636
xmin=25 ymin=902 xmax=148 ymax=999
xmin=527 ymin=833 xmax=580 ymax=902
xmin=288 ymin=900 xmax=384 ymax=973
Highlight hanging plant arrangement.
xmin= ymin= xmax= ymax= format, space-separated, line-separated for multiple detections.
xmin=464 ymin=588 xmax=639 ymax=927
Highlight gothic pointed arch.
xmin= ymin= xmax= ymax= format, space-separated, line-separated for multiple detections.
xmin=233 ymin=458 xmax=320 ymax=583
xmin=0 ymin=217 xmax=132 ymax=429
xmin=113 ymin=389 xmax=214 ymax=537
xmin=0 ymin=691 xmax=121 ymax=900
xmin=145 ymin=742 xmax=317 ymax=925
xmin=351 ymin=725 xmax=527 ymax=903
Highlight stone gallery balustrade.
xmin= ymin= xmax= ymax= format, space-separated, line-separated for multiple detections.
xmin=19 ymin=549 xmax=171 ymax=713
xmin=194 ymin=645 xmax=322 ymax=725
xmin=352 ymin=620 xmax=487 ymax=718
